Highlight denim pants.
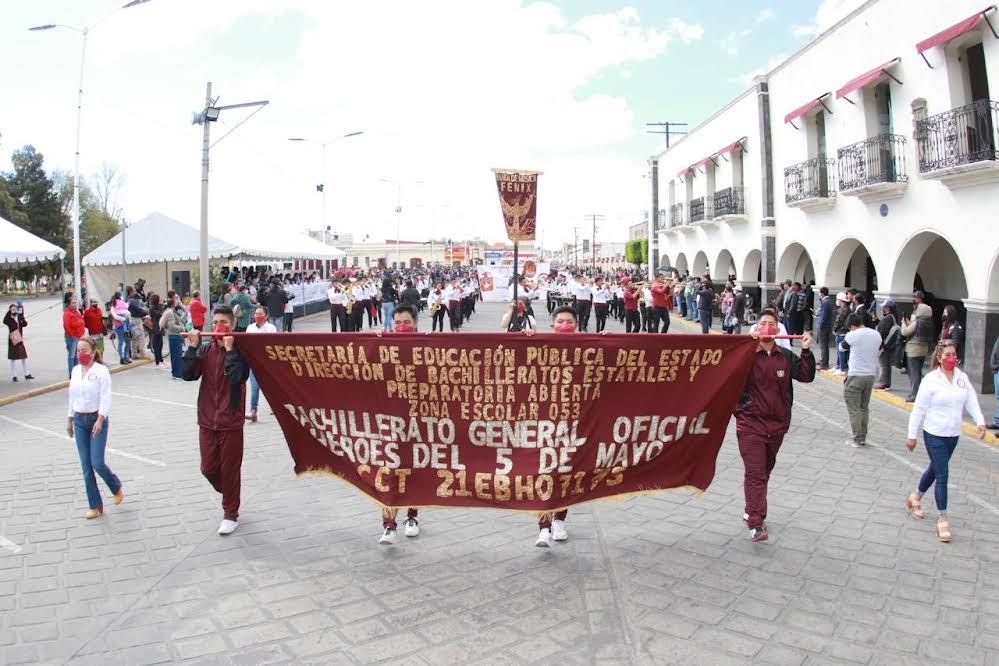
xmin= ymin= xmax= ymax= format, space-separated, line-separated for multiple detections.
xmin=268 ymin=315 xmax=283 ymax=331
xmin=699 ymin=309 xmax=712 ymax=334
xmin=993 ymin=371 xmax=999 ymax=426
xmin=168 ymin=334 xmax=184 ymax=378
xmin=381 ymin=302 xmax=395 ymax=331
xmin=249 ymin=370 xmax=260 ymax=412
xmin=907 ymin=355 xmax=926 ymax=399
xmin=73 ymin=413 xmax=121 ymax=510
xmin=835 ymin=334 xmax=848 ymax=370
xmin=65 ymin=336 xmax=79 ymax=378
xmin=918 ymin=431 xmax=959 ymax=512
xmin=686 ymin=296 xmax=696 ymax=320
xmin=115 ymin=325 xmax=129 ymax=361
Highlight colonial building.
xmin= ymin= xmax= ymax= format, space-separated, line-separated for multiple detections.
xmin=649 ymin=0 xmax=999 ymax=392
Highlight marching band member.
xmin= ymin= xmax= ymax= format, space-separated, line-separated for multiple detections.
xmin=327 ymin=280 xmax=348 ymax=332
xmin=622 ymin=279 xmax=640 ymax=333
xmin=592 ymin=278 xmax=610 ymax=332
xmin=429 ymin=282 xmax=447 ymax=332
xmin=573 ymin=276 xmax=592 ymax=332
xmin=615 ymin=281 xmax=626 ymax=323
xmin=501 ymin=298 xmax=536 ymax=333
xmin=348 ymin=279 xmax=364 ymax=332
xmin=639 ymin=282 xmax=653 ymax=332
xmin=444 ymin=278 xmax=462 ymax=332
xmin=362 ymin=278 xmax=376 ymax=329
xmin=650 ymin=274 xmax=671 ymax=334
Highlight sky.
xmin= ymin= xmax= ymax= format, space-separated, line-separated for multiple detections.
xmin=0 ymin=0 xmax=865 ymax=250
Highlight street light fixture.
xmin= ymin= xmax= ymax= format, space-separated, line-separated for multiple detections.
xmin=379 ymin=178 xmax=423 ymax=269
xmin=287 ymin=132 xmax=365 ymax=248
xmin=29 ymin=0 xmax=154 ymax=304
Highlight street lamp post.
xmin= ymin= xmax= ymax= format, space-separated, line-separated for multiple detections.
xmin=379 ymin=178 xmax=422 ymax=269
xmin=29 ymin=0 xmax=154 ymax=304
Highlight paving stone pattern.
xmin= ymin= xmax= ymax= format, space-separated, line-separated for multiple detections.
xmin=1 ymin=302 xmax=998 ymax=664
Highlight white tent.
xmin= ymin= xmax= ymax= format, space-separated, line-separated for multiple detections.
xmin=82 ymin=212 xmax=346 ymax=306
xmin=0 ymin=215 xmax=66 ymax=268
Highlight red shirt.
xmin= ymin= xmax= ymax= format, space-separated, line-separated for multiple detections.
xmin=622 ymin=288 xmax=639 ymax=311
xmin=189 ymin=298 xmax=207 ymax=327
xmin=83 ymin=307 xmax=105 ymax=335
xmin=650 ymin=283 xmax=669 ymax=308
xmin=63 ymin=308 xmax=85 ymax=338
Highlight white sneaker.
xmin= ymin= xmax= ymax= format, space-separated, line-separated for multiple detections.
xmin=846 ymin=439 xmax=864 ymax=448
xmin=379 ymin=528 xmax=396 ymax=545
xmin=535 ymin=528 xmax=552 ymax=548
xmin=552 ymin=520 xmax=568 ymax=542
xmin=404 ymin=518 xmax=420 ymax=537
xmin=217 ymin=519 xmax=238 ymax=535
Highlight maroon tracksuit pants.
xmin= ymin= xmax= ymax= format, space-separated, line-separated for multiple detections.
xmin=199 ymin=427 xmax=244 ymax=521
xmin=737 ymin=430 xmax=785 ymax=530
xmin=382 ymin=508 xmax=418 ymax=529
xmin=539 ymin=510 xmax=568 ymax=529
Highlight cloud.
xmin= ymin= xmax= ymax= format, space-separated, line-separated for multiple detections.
xmin=720 ymin=8 xmax=774 ymax=56
xmin=729 ymin=53 xmax=788 ymax=86
xmin=669 ymin=18 xmax=704 ymax=43
xmin=791 ymin=0 xmax=866 ymax=40
xmin=755 ymin=8 xmax=776 ymax=24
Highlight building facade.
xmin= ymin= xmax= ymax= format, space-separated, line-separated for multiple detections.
xmin=650 ymin=0 xmax=999 ymax=392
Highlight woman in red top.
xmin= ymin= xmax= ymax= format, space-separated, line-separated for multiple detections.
xmin=82 ymin=299 xmax=106 ymax=354
xmin=63 ymin=295 xmax=86 ymax=379
xmin=188 ymin=291 xmax=208 ymax=331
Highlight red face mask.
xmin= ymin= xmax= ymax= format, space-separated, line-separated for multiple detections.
xmin=213 ymin=321 xmax=231 ymax=335
xmin=940 ymin=356 xmax=958 ymax=371
xmin=394 ymin=323 xmax=415 ymax=333
xmin=253 ymin=314 xmax=266 ymax=325
xmin=76 ymin=350 xmax=93 ymax=366
xmin=758 ymin=323 xmax=778 ymax=339
xmin=554 ymin=323 xmax=576 ymax=334
xmin=517 ymin=302 xmax=526 ymax=314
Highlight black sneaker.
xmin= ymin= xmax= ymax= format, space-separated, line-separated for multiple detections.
xmin=24 ymin=375 xmax=34 ymax=380
xmin=987 ymin=424 xmax=999 ymax=431
xmin=12 ymin=377 xmax=18 ymax=382
xmin=749 ymin=527 xmax=768 ymax=542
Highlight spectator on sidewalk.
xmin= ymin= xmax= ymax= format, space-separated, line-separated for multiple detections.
xmin=264 ymin=281 xmax=288 ymax=331
xmin=901 ymin=293 xmax=934 ymax=403
xmin=282 ymin=285 xmax=296 ymax=332
xmin=229 ymin=285 xmax=253 ymax=332
xmin=840 ymin=314 xmax=882 ymax=447
xmin=159 ymin=300 xmax=187 ymax=380
xmin=731 ymin=285 xmax=747 ymax=335
xmin=110 ymin=292 xmax=131 ymax=364
xmin=126 ymin=287 xmax=149 ymax=360
xmin=63 ymin=294 xmax=85 ymax=379
xmin=832 ymin=292 xmax=851 ymax=375
xmin=938 ymin=305 xmax=964 ymax=361
xmin=735 ymin=310 xmax=815 ymax=542
xmin=905 ymin=340 xmax=987 ymax=542
xmin=5 ymin=303 xmax=32 ymax=382
xmin=245 ymin=307 xmax=277 ymax=423
xmin=815 ymin=287 xmax=834 ymax=370
xmin=989 ymin=336 xmax=999 ymax=432
xmin=148 ymin=293 xmax=165 ymax=368
xmin=189 ymin=290 xmax=208 ymax=331
xmin=697 ymin=277 xmax=715 ymax=335
xmin=875 ymin=299 xmax=900 ymax=391
xmin=83 ymin=299 xmax=106 ymax=355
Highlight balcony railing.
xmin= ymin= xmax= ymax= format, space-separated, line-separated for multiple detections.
xmin=837 ymin=134 xmax=908 ymax=190
xmin=656 ymin=208 xmax=667 ymax=232
xmin=689 ymin=197 xmax=705 ymax=222
xmin=915 ymin=99 xmax=999 ymax=172
xmin=784 ymin=157 xmax=836 ymax=203
xmin=713 ymin=186 xmax=745 ymax=216
xmin=669 ymin=203 xmax=685 ymax=227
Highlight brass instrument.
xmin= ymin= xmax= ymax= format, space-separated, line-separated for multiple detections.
xmin=346 ymin=285 xmax=356 ymax=311
xmin=430 ymin=299 xmax=441 ymax=315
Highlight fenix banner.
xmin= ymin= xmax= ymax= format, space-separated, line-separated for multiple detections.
xmin=236 ymin=333 xmax=757 ymax=512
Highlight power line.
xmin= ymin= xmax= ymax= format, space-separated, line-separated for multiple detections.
xmin=646 ymin=121 xmax=688 ymax=149
xmin=584 ymin=214 xmax=605 ymax=268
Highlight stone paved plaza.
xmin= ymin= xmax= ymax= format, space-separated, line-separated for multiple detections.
xmin=2 ymin=301 xmax=999 ymax=665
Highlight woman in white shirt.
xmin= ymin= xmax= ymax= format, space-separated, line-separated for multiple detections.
xmin=66 ymin=337 xmax=123 ymax=519
xmin=905 ymin=340 xmax=987 ymax=542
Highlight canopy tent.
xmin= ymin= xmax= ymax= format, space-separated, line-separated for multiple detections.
xmin=82 ymin=212 xmax=346 ymax=306
xmin=0 ymin=215 xmax=66 ymax=269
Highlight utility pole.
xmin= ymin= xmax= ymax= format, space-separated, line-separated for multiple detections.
xmin=584 ymin=214 xmax=605 ymax=269
xmin=570 ymin=226 xmax=580 ymax=266
xmin=646 ymin=121 xmax=688 ymax=149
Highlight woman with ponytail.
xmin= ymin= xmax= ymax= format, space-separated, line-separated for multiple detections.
xmin=66 ymin=337 xmax=123 ymax=519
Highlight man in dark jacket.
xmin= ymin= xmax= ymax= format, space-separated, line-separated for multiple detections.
xmin=731 ymin=286 xmax=747 ymax=334
xmin=815 ymin=287 xmax=835 ymax=370
xmin=989 ymin=335 xmax=999 ymax=431
xmin=735 ymin=309 xmax=815 ymax=542
xmin=263 ymin=281 xmax=288 ymax=331
xmin=400 ymin=280 xmax=422 ymax=318
xmin=183 ymin=306 xmax=250 ymax=535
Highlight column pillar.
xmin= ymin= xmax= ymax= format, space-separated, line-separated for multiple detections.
xmin=963 ymin=299 xmax=999 ymax=394
xmin=754 ymin=75 xmax=777 ymax=311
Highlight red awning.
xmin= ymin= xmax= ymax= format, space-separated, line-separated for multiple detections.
xmin=916 ymin=7 xmax=995 ymax=53
xmin=692 ymin=157 xmax=712 ymax=169
xmin=677 ymin=167 xmax=692 ymax=178
xmin=784 ymin=96 xmax=827 ymax=124
xmin=836 ymin=58 xmax=900 ymax=98
xmin=715 ymin=138 xmax=746 ymax=156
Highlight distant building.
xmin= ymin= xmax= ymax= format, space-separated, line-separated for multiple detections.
xmin=628 ymin=222 xmax=648 ymax=241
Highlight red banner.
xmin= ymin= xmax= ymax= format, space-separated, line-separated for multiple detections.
xmin=236 ymin=333 xmax=756 ymax=512
xmin=493 ymin=169 xmax=540 ymax=242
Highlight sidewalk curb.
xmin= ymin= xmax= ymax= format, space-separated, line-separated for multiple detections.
xmin=0 ymin=358 xmax=152 ymax=408
xmin=666 ymin=312 xmax=998 ymax=446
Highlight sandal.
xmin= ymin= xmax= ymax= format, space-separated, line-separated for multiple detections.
xmin=905 ymin=494 xmax=924 ymax=519
xmin=937 ymin=517 xmax=952 ymax=543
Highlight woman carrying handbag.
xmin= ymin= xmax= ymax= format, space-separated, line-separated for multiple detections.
xmin=4 ymin=303 xmax=33 ymax=382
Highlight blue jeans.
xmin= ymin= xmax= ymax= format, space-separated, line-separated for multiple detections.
xmin=699 ymin=309 xmax=712 ymax=334
xmin=115 ymin=326 xmax=129 ymax=361
xmin=686 ymin=296 xmax=696 ymax=320
xmin=993 ymin=371 xmax=999 ymax=426
xmin=268 ymin=315 xmax=283 ymax=331
xmin=168 ymin=334 xmax=184 ymax=378
xmin=918 ymin=432 xmax=959 ymax=512
xmin=65 ymin=336 xmax=80 ymax=378
xmin=73 ymin=413 xmax=121 ymax=510
xmin=249 ymin=370 xmax=260 ymax=412
xmin=381 ymin=302 xmax=395 ymax=330
xmin=835 ymin=334 xmax=848 ymax=370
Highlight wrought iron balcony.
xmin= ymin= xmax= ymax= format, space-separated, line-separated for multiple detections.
xmin=655 ymin=208 xmax=667 ymax=232
xmin=784 ymin=157 xmax=836 ymax=208
xmin=837 ymin=134 xmax=908 ymax=191
xmin=689 ymin=196 xmax=705 ymax=223
xmin=915 ymin=99 xmax=999 ymax=174
xmin=713 ymin=186 xmax=745 ymax=217
xmin=669 ymin=203 xmax=685 ymax=227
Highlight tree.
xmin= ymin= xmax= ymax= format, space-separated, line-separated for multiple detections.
xmin=639 ymin=239 xmax=649 ymax=266
xmin=53 ymin=169 xmax=122 ymax=265
xmin=6 ymin=146 xmax=68 ymax=249
xmin=92 ymin=163 xmax=125 ymax=219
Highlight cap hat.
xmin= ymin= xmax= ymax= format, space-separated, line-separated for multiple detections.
xmin=836 ymin=292 xmax=848 ymax=301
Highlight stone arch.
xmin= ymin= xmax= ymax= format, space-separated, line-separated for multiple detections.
xmin=693 ymin=250 xmax=709 ymax=277
xmin=713 ymin=249 xmax=736 ymax=282
xmin=777 ymin=242 xmax=815 ymax=285
xmin=889 ymin=231 xmax=968 ymax=301
xmin=988 ymin=247 xmax=999 ymax=303
xmin=659 ymin=253 xmax=672 ymax=270
xmin=824 ymin=237 xmax=878 ymax=293
xmin=675 ymin=252 xmax=689 ymax=274
xmin=742 ymin=249 xmax=762 ymax=284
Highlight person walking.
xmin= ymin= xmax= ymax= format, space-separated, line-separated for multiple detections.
xmin=429 ymin=282 xmax=447 ymax=332
xmin=592 ymin=278 xmax=611 ymax=333
xmin=380 ymin=277 xmax=397 ymax=330
xmin=148 ymin=293 xmax=165 ymax=368
xmin=160 ymin=300 xmax=188 ymax=380
xmin=182 ymin=306 xmax=250 ymax=535
xmin=814 ymin=287 xmax=835 ymax=370
xmin=901 ymin=294 xmax=934 ymax=403
xmin=263 ymin=281 xmax=288 ymax=331
xmin=245 ymin=307 xmax=277 ymax=423
xmin=720 ymin=286 xmax=735 ymax=334
xmin=696 ymin=278 xmax=714 ymax=335
xmin=840 ymin=313 xmax=882 ymax=447
xmin=988 ymin=335 xmax=999 ymax=432
xmin=875 ymin=299 xmax=900 ymax=391
xmin=904 ymin=340 xmax=987 ymax=542
xmin=229 ymin=285 xmax=253 ymax=332
xmin=282 ymin=285 xmax=296 ymax=332
xmin=63 ymin=294 xmax=85 ymax=378
xmin=735 ymin=310 xmax=815 ymax=541
xmin=189 ymin=290 xmax=208 ymax=331
xmin=5 ymin=303 xmax=32 ymax=382
xmin=731 ymin=286 xmax=747 ymax=335
xmin=66 ymin=337 xmax=123 ymax=519
xmin=328 ymin=280 xmax=348 ymax=332
xmin=649 ymin=274 xmax=670 ymax=333
xmin=622 ymin=279 xmax=641 ymax=333
xmin=83 ymin=299 xmax=106 ymax=356
xmin=831 ymin=292 xmax=851 ymax=375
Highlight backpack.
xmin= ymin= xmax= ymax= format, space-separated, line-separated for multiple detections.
xmin=914 ymin=316 xmax=934 ymax=344
xmin=883 ymin=323 xmax=901 ymax=351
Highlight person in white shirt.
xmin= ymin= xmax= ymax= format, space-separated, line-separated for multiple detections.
xmin=327 ymin=280 xmax=348 ymax=332
xmin=66 ymin=337 xmax=123 ymax=519
xmin=246 ymin=307 xmax=278 ymax=422
xmin=573 ymin=278 xmax=592 ymax=332
xmin=428 ymin=282 xmax=447 ymax=332
xmin=444 ymin=279 xmax=462 ymax=331
xmin=591 ymin=279 xmax=610 ymax=332
xmin=839 ymin=313 xmax=884 ymax=447
xmin=905 ymin=339 xmax=987 ymax=543
xmin=282 ymin=286 xmax=296 ymax=332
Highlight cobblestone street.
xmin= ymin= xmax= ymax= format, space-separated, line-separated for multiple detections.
xmin=2 ymin=303 xmax=999 ymax=665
